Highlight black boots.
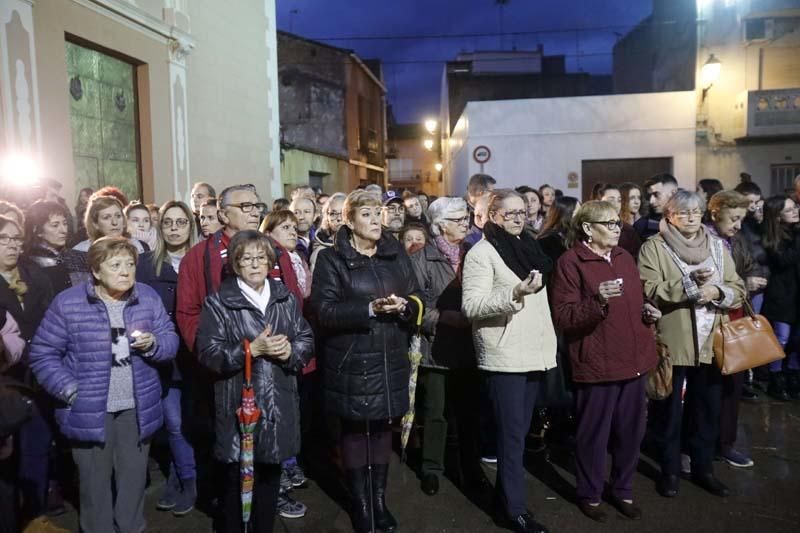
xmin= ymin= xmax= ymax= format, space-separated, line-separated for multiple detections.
xmin=768 ymin=372 xmax=791 ymax=401
xmin=371 ymin=464 xmax=397 ymax=532
xmin=345 ymin=464 xmax=397 ymax=533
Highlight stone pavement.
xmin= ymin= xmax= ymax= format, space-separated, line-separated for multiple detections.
xmin=51 ymin=397 xmax=800 ymax=533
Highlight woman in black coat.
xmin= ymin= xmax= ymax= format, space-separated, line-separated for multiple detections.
xmin=310 ymin=190 xmax=422 ymax=533
xmin=196 ymin=230 xmax=313 ymax=533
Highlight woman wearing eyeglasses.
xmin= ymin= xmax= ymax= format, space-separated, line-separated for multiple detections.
xmin=310 ymin=193 xmax=346 ymax=273
xmin=550 ymin=201 xmax=658 ymax=522
xmin=196 ymin=230 xmax=313 ymax=533
xmin=760 ymin=195 xmax=800 ymax=400
xmin=461 ymin=189 xmax=556 ymax=533
xmin=135 ymin=200 xmax=199 ymax=515
xmin=407 ymin=197 xmax=485 ymax=497
xmin=639 ymin=190 xmax=744 ymax=500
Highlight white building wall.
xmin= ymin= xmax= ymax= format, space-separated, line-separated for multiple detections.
xmin=445 ymin=92 xmax=697 ymax=196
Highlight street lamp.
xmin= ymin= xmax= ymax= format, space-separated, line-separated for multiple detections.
xmin=434 ymin=163 xmax=443 ymax=172
xmin=424 ymin=119 xmax=438 ymax=134
xmin=701 ymin=54 xmax=721 ymax=101
xmin=423 ymin=138 xmax=434 ymax=151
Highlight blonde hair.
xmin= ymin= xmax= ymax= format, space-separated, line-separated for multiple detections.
xmin=85 ymin=196 xmax=126 ymax=242
xmin=569 ymin=200 xmax=617 ymax=246
xmin=343 ymin=189 xmax=381 ymax=225
xmin=152 ymin=201 xmax=197 ymax=277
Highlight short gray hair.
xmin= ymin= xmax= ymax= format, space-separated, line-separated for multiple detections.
xmin=428 ymin=196 xmax=468 ymax=237
xmin=664 ymin=189 xmax=706 ymax=218
xmin=365 ymin=184 xmax=383 ymax=195
xmin=219 ymin=184 xmax=258 ymax=209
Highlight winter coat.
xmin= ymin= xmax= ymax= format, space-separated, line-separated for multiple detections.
xmin=0 ymin=261 xmax=53 ymax=343
xmin=619 ymin=223 xmax=642 ymax=260
xmin=24 ymin=243 xmax=91 ymax=295
xmin=633 ymin=213 xmax=662 ymax=241
xmin=761 ymin=229 xmax=800 ymax=325
xmin=550 ymin=244 xmax=658 ymax=383
xmin=537 ymin=231 xmax=568 ymax=263
xmin=461 ymin=239 xmax=558 ymax=373
xmin=310 ymin=226 xmax=422 ymax=421
xmin=408 ymin=243 xmax=474 ymax=369
xmin=0 ymin=312 xmax=25 ymax=371
xmin=29 ymin=282 xmax=178 ymax=443
xmin=638 ymin=234 xmax=745 ymax=367
xmin=176 ymin=229 xmax=231 ymax=350
xmin=739 ymin=217 xmax=770 ymax=280
xmin=196 ymin=277 xmax=314 ymax=464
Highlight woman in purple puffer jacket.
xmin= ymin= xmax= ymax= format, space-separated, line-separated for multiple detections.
xmin=29 ymin=237 xmax=178 ymax=533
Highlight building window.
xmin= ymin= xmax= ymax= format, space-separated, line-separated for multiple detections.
xmin=771 ymin=164 xmax=800 ymax=195
xmin=65 ymin=40 xmax=141 ymax=200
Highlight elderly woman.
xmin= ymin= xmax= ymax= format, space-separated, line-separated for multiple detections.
xmin=639 ymin=190 xmax=745 ymax=499
xmin=550 ymin=201 xmax=658 ymax=522
xmin=310 ymin=189 xmax=421 ymax=533
xmin=24 ymin=200 xmax=91 ymax=294
xmin=196 ymin=231 xmax=313 ymax=533
xmin=407 ymin=197 xmax=482 ymax=497
xmin=462 ymin=189 xmax=556 ymax=533
xmin=29 ymin=236 xmax=178 ymax=533
xmin=135 ymin=201 xmax=198 ymax=514
xmin=73 ymin=195 xmax=146 ymax=253
xmin=705 ymin=191 xmax=764 ymax=468
xmin=0 ymin=214 xmax=58 ymax=527
xmin=310 ymin=192 xmax=346 ymax=272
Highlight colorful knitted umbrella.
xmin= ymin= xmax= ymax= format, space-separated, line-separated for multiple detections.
xmin=401 ymin=295 xmax=425 ymax=459
xmin=236 ymin=339 xmax=261 ymax=526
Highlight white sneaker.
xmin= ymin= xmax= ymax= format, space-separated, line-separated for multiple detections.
xmin=680 ymin=453 xmax=691 ymax=476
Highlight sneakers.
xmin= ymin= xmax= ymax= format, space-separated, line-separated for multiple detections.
xmin=480 ymin=455 xmax=498 ymax=465
xmin=157 ymin=471 xmax=181 ymax=511
xmin=280 ymin=469 xmax=293 ymax=493
xmin=277 ymin=490 xmax=307 ymax=519
xmin=172 ymin=478 xmax=197 ymax=517
xmin=722 ymin=448 xmax=754 ymax=468
xmin=287 ymin=463 xmax=308 ymax=488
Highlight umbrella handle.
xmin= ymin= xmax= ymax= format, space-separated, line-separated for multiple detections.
xmin=244 ymin=339 xmax=252 ymax=386
xmin=408 ymin=295 xmax=424 ymax=328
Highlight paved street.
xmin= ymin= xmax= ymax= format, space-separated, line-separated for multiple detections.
xmin=52 ymin=397 xmax=800 ymax=533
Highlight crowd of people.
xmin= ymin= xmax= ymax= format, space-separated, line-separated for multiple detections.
xmin=0 ymin=169 xmax=797 ymax=533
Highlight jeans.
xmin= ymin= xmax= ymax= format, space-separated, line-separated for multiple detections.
xmin=163 ymin=385 xmax=196 ymax=480
xmin=769 ymin=322 xmax=800 ymax=372
xmin=17 ymin=398 xmax=52 ymax=520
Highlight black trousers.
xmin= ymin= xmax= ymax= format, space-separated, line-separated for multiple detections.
xmin=0 ymin=454 xmax=16 ymax=533
xmin=651 ymin=364 xmax=723 ymax=476
xmin=220 ymin=462 xmax=281 ymax=533
xmin=718 ymin=371 xmax=745 ymax=453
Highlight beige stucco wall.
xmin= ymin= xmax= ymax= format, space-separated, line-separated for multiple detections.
xmin=281 ymin=149 xmax=350 ymax=196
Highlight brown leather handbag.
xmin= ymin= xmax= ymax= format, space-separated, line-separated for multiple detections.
xmin=646 ymin=337 xmax=673 ymax=400
xmin=712 ymin=300 xmax=785 ymax=375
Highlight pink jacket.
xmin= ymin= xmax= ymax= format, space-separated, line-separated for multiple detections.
xmin=1 ymin=311 xmax=26 ymax=370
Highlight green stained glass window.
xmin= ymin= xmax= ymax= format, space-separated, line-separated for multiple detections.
xmin=66 ymin=41 xmax=140 ymax=201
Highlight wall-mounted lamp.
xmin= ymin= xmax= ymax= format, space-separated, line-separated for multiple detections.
xmin=423 ymin=138 xmax=435 ymax=151
xmin=701 ymin=54 xmax=721 ymax=101
xmin=424 ymin=119 xmax=438 ymax=134
xmin=434 ymin=162 xmax=443 ymax=172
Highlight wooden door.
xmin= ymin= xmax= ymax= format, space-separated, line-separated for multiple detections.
xmin=581 ymin=157 xmax=673 ymax=201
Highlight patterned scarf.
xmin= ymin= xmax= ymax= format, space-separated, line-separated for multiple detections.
xmin=434 ymin=235 xmax=463 ymax=276
xmin=3 ymin=268 xmax=28 ymax=304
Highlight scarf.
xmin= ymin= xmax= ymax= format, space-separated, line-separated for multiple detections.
xmin=3 ymin=268 xmax=28 ymax=305
xmin=659 ymin=218 xmax=711 ymax=265
xmin=434 ymin=235 xmax=463 ymax=276
xmin=482 ymin=221 xmax=553 ymax=281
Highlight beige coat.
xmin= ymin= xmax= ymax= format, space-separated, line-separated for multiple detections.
xmin=639 ymin=234 xmax=745 ymax=367
xmin=462 ymin=239 xmax=558 ymax=372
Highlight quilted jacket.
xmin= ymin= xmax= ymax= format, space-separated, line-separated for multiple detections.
xmin=29 ymin=282 xmax=178 ymax=443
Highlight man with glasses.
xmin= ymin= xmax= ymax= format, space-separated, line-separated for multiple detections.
xmin=381 ymin=191 xmax=406 ymax=240
xmin=177 ymin=184 xmax=266 ymax=351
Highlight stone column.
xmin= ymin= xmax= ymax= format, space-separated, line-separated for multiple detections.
xmin=167 ymin=35 xmax=193 ymax=203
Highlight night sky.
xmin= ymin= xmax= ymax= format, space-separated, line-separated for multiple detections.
xmin=275 ymin=1 xmax=654 ymax=124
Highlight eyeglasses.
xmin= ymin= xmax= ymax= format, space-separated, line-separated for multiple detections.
xmin=494 ymin=210 xmax=526 ymax=221
xmin=675 ymin=210 xmax=703 ymax=219
xmin=161 ymin=218 xmax=190 ymax=228
xmin=0 ymin=234 xmax=24 ymax=247
xmin=383 ymin=205 xmax=405 ymax=214
xmin=444 ymin=216 xmax=470 ymax=225
xmin=227 ymin=202 xmax=267 ymax=214
xmin=588 ymin=220 xmax=623 ymax=230
xmin=238 ymin=255 xmax=270 ymax=266
xmin=328 ymin=210 xmax=343 ymax=220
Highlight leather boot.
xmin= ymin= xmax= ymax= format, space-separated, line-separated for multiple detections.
xmin=371 ymin=464 xmax=397 ymax=532
xmin=768 ymin=372 xmax=791 ymax=401
xmin=345 ymin=467 xmax=372 ymax=533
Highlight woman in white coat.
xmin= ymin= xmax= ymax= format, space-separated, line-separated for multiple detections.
xmin=462 ymin=189 xmax=557 ymax=533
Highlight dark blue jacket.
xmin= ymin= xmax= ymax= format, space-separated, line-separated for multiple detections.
xmin=29 ymin=282 xmax=178 ymax=443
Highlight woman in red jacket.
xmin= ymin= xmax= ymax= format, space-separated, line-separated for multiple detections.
xmin=550 ymin=201 xmax=659 ymax=523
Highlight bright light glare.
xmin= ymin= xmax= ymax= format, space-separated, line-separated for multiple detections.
xmin=434 ymin=163 xmax=443 ymax=172
xmin=423 ymin=138 xmax=435 ymax=151
xmin=701 ymin=54 xmax=721 ymax=88
xmin=0 ymin=153 xmax=42 ymax=185
xmin=424 ymin=119 xmax=438 ymax=134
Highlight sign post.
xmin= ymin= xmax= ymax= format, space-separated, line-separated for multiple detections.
xmin=472 ymin=145 xmax=491 ymax=173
